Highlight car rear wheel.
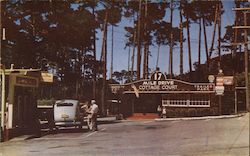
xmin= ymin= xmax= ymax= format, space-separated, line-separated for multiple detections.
xmin=53 ymin=126 xmax=59 ymax=134
xmin=78 ymin=125 xmax=82 ymax=130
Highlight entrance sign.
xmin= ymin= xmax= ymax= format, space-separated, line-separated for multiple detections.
xmin=127 ymin=79 xmax=214 ymax=93
xmin=15 ymin=76 xmax=39 ymax=87
xmin=208 ymin=75 xmax=215 ymax=83
xmin=222 ymin=76 xmax=234 ymax=85
xmin=216 ymin=77 xmax=224 ymax=86
xmin=110 ymin=75 xmax=215 ymax=94
xmin=216 ymin=76 xmax=234 ymax=86
xmin=215 ymin=86 xmax=225 ymax=95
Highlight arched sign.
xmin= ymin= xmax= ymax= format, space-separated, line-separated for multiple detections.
xmin=109 ymin=72 xmax=215 ymax=94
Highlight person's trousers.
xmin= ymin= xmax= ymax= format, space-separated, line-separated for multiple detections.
xmin=87 ymin=117 xmax=92 ymax=130
xmin=91 ymin=114 xmax=98 ymax=131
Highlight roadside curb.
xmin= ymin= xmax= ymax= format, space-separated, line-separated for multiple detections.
xmin=155 ymin=113 xmax=246 ymax=121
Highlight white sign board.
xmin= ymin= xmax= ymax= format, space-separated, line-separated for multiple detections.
xmin=223 ymin=76 xmax=234 ymax=85
xmin=41 ymin=72 xmax=53 ymax=83
xmin=215 ymin=86 xmax=225 ymax=95
xmin=216 ymin=77 xmax=224 ymax=86
xmin=208 ymin=75 xmax=215 ymax=83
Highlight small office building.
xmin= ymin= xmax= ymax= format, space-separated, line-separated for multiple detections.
xmin=1 ymin=67 xmax=52 ymax=141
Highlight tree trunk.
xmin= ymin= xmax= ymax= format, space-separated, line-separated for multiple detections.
xmin=203 ymin=18 xmax=209 ymax=68
xmin=156 ymin=44 xmax=160 ymax=69
xmin=209 ymin=4 xmax=218 ymax=58
xmin=198 ymin=18 xmax=201 ymax=65
xmin=110 ymin=25 xmax=114 ymax=79
xmin=143 ymin=46 xmax=146 ymax=79
xmin=145 ymin=44 xmax=149 ymax=78
xmin=136 ymin=0 xmax=142 ymax=80
xmin=101 ymin=11 xmax=108 ymax=116
xmin=92 ymin=6 xmax=97 ymax=99
xmin=179 ymin=6 xmax=183 ymax=75
xmin=143 ymin=0 xmax=148 ymax=79
xmin=169 ymin=0 xmax=173 ymax=78
xmin=131 ymin=13 xmax=137 ymax=80
xmin=128 ymin=46 xmax=131 ymax=74
xmin=186 ymin=14 xmax=192 ymax=74
xmin=75 ymin=79 xmax=79 ymax=99
xmin=79 ymin=48 xmax=84 ymax=99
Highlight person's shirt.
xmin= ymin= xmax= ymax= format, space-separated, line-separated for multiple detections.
xmin=91 ymin=104 xmax=99 ymax=114
xmin=157 ymin=105 xmax=162 ymax=112
xmin=162 ymin=108 xmax=167 ymax=114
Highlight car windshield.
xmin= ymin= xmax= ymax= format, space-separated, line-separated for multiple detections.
xmin=56 ymin=103 xmax=74 ymax=107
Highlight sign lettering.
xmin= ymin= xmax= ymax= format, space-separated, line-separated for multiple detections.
xmin=16 ymin=76 xmax=38 ymax=87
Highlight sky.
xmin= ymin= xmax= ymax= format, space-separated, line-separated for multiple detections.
xmin=94 ymin=1 xmax=237 ymax=79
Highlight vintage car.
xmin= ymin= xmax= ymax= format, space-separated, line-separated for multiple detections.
xmin=53 ymin=99 xmax=84 ymax=129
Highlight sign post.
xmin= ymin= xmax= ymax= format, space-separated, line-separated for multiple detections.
xmin=216 ymin=70 xmax=224 ymax=115
xmin=0 ymin=65 xmax=5 ymax=142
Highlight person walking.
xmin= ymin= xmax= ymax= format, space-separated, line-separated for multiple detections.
xmin=157 ymin=105 xmax=162 ymax=118
xmin=89 ymin=100 xmax=99 ymax=131
xmin=81 ymin=102 xmax=92 ymax=130
xmin=162 ymin=106 xmax=167 ymax=118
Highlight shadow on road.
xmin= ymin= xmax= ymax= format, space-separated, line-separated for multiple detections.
xmin=24 ymin=118 xmax=121 ymax=140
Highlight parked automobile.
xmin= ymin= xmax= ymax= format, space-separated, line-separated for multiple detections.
xmin=53 ymin=99 xmax=84 ymax=130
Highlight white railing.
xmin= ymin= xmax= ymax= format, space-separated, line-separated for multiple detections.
xmin=162 ymin=99 xmax=210 ymax=107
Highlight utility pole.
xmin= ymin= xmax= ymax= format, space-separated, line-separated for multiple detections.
xmin=1 ymin=20 xmax=6 ymax=142
xmin=100 ymin=10 xmax=108 ymax=116
xmin=232 ymin=7 xmax=250 ymax=111
xmin=110 ymin=25 xmax=114 ymax=80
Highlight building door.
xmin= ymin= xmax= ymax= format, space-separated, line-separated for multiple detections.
xmin=134 ymin=94 xmax=161 ymax=113
xmin=14 ymin=87 xmax=37 ymax=134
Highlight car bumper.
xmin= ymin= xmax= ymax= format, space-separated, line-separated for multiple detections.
xmin=55 ymin=121 xmax=82 ymax=127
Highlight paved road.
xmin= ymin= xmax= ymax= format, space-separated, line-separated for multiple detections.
xmin=0 ymin=113 xmax=249 ymax=156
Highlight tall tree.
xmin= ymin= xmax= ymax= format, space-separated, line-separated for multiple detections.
xmin=192 ymin=1 xmax=223 ymax=69
xmin=124 ymin=1 xmax=167 ymax=79
xmin=136 ymin=0 xmax=142 ymax=80
xmin=179 ymin=2 xmax=184 ymax=75
xmin=182 ymin=1 xmax=193 ymax=75
xmin=169 ymin=0 xmax=174 ymax=78
xmin=1 ymin=1 xmax=100 ymax=98
xmin=96 ymin=0 xmax=124 ymax=115
xmin=209 ymin=4 xmax=218 ymax=58
xmin=143 ymin=0 xmax=148 ymax=79
xmin=198 ymin=18 xmax=201 ymax=65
